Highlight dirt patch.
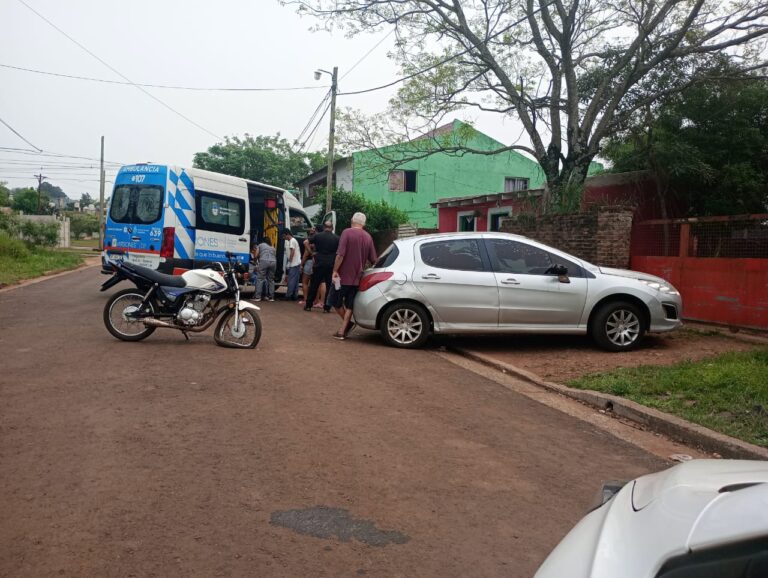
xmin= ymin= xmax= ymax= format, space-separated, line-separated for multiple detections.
xmin=449 ymin=328 xmax=762 ymax=383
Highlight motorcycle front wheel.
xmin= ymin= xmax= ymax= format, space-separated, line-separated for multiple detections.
xmin=214 ymin=309 xmax=262 ymax=349
xmin=104 ymin=288 xmax=156 ymax=342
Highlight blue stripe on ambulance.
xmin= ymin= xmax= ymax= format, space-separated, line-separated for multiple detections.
xmin=167 ymin=166 xmax=195 ymax=260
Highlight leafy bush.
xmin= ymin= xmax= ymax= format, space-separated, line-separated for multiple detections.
xmin=20 ymin=220 xmax=59 ymax=247
xmin=325 ymin=188 xmax=409 ymax=234
xmin=70 ymin=213 xmax=99 ymax=239
xmin=0 ymin=211 xmax=21 ymax=236
xmin=0 ymin=231 xmax=31 ymax=259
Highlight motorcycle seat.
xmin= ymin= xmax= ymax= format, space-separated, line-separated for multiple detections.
xmin=123 ymin=262 xmax=187 ymax=288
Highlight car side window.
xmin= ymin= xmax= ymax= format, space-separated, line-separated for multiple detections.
xmin=486 ymin=239 xmax=553 ymax=275
xmin=420 ymin=239 xmax=485 ymax=271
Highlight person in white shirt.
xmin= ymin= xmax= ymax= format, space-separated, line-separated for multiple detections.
xmin=281 ymin=229 xmax=302 ymax=301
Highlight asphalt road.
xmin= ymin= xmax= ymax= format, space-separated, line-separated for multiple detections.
xmin=0 ymin=266 xmax=666 ymax=577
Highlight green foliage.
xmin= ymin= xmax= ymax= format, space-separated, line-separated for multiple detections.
xmin=326 ymin=188 xmax=409 ymax=234
xmin=193 ymin=134 xmax=323 ymax=189
xmin=568 ymin=349 xmax=768 ymax=447
xmin=0 ymin=231 xmax=30 ymax=259
xmin=11 ymin=188 xmax=49 ymax=214
xmin=0 ymin=212 xmax=59 ymax=247
xmin=69 ymin=213 xmax=99 ymax=239
xmin=0 ymin=181 xmax=10 ymax=206
xmin=80 ymin=193 xmax=94 ymax=207
xmin=0 ymin=231 xmax=82 ymax=286
xmin=603 ymin=75 xmax=768 ymax=215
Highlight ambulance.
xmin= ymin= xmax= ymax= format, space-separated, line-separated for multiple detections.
xmin=102 ymin=164 xmax=313 ymax=280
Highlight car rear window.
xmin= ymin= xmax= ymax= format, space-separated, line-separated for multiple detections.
xmin=110 ymin=185 xmax=163 ymax=224
xmin=374 ymin=244 xmax=399 ymax=268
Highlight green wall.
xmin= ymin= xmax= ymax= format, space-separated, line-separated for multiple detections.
xmin=351 ymin=120 xmax=546 ymax=228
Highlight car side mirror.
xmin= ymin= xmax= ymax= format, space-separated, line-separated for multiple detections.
xmin=547 ymin=264 xmax=570 ymax=283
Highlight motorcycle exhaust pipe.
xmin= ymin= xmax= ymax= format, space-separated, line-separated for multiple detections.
xmin=142 ymin=318 xmax=177 ymax=329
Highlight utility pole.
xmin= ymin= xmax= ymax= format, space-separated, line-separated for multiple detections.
xmin=99 ymin=136 xmax=105 ymax=250
xmin=324 ymin=66 xmax=338 ymax=214
xmin=34 ymin=170 xmax=47 ymax=213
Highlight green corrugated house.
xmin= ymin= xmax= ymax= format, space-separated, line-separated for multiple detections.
xmin=295 ymin=120 xmax=546 ymax=228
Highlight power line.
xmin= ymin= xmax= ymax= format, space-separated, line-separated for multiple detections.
xmin=302 ymin=100 xmax=332 ymax=153
xmin=0 ymin=63 xmax=329 ymax=92
xmin=17 ymin=0 xmax=222 ymax=141
xmin=340 ymin=30 xmax=395 ymax=81
xmin=295 ymin=90 xmax=331 ymax=147
xmin=0 ymin=147 xmax=123 ymax=165
xmin=0 ymin=116 xmax=42 ymax=151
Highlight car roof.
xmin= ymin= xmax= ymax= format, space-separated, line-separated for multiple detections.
xmin=394 ymin=231 xmax=530 ymax=247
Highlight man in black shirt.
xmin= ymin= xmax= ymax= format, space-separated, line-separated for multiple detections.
xmin=304 ymin=220 xmax=339 ymax=312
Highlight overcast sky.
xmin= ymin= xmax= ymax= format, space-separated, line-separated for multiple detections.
xmin=0 ymin=0 xmax=528 ymax=201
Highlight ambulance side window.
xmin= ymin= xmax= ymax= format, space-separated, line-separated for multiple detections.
xmin=196 ymin=190 xmax=245 ymax=235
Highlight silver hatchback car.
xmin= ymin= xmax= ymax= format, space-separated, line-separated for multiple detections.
xmin=353 ymin=232 xmax=682 ymax=350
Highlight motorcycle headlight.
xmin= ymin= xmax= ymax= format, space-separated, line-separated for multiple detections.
xmin=638 ymin=279 xmax=679 ymax=296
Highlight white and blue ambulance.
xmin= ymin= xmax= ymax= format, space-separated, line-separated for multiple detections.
xmin=102 ymin=164 xmax=313 ymax=279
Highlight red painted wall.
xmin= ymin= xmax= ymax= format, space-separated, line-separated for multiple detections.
xmin=438 ymin=198 xmax=530 ymax=232
xmin=631 ymin=256 xmax=768 ymax=329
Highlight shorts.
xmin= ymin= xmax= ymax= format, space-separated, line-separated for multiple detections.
xmin=332 ymin=285 xmax=358 ymax=310
xmin=303 ymin=260 xmax=313 ymax=276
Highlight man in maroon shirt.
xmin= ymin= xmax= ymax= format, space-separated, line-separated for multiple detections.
xmin=331 ymin=212 xmax=378 ymax=340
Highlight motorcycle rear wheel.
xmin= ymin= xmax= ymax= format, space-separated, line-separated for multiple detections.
xmin=104 ymin=288 xmax=156 ymax=342
xmin=214 ymin=309 xmax=262 ymax=349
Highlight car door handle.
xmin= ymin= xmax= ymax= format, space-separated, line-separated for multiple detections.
xmin=421 ymin=273 xmax=441 ymax=279
xmin=238 ymin=237 xmax=247 ymax=242
xmin=501 ymin=278 xmax=521 ymax=285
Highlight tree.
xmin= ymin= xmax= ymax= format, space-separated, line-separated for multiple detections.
xmin=290 ymin=0 xmax=768 ymax=210
xmin=0 ymin=182 xmax=10 ymax=207
xmin=11 ymin=188 xmax=49 ymax=214
xmin=603 ymin=73 xmax=768 ymax=216
xmin=193 ymin=134 xmax=324 ymax=189
xmin=80 ymin=193 xmax=94 ymax=207
xmin=322 ymin=188 xmax=409 ymax=235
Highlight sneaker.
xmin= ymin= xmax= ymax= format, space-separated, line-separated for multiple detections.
xmin=268 ymin=298 xmax=275 ymax=302
xmin=254 ymin=297 xmax=262 ymax=302
xmin=332 ymin=332 xmax=346 ymax=340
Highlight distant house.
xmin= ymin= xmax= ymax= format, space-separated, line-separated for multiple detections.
xmin=295 ymin=120 xmax=547 ymax=228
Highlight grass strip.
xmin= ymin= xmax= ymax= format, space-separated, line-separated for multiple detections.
xmin=568 ymin=349 xmax=768 ymax=447
xmin=0 ymin=248 xmax=83 ymax=286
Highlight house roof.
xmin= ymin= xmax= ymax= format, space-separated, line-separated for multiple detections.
xmin=294 ymin=157 xmax=351 ymax=187
xmin=430 ymin=189 xmax=544 ymax=208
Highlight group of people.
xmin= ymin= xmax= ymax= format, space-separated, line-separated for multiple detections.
xmin=249 ymin=212 xmax=377 ymax=340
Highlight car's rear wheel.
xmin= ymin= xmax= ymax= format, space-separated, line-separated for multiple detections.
xmin=591 ymin=301 xmax=646 ymax=351
xmin=380 ymin=302 xmax=430 ymax=349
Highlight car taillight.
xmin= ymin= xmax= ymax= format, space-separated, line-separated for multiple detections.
xmin=359 ymin=271 xmax=393 ymax=292
xmin=160 ymin=227 xmax=175 ymax=258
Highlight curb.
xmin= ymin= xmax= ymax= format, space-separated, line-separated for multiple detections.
xmin=452 ymin=347 xmax=768 ymax=461
xmin=0 ymin=259 xmax=100 ymax=294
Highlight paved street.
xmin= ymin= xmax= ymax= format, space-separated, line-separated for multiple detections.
xmin=0 ymin=267 xmax=666 ymax=577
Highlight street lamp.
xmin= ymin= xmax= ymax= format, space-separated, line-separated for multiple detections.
xmin=315 ymin=67 xmax=338 ymax=214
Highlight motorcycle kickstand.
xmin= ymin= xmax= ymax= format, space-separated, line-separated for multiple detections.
xmin=182 ymin=331 xmax=190 ymax=341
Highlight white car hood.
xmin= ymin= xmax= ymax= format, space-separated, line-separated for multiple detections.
xmin=535 ymin=460 xmax=768 ymax=578
xmin=599 ymin=266 xmax=668 ymax=285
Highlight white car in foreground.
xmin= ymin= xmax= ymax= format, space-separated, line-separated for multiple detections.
xmin=536 ymin=460 xmax=768 ymax=578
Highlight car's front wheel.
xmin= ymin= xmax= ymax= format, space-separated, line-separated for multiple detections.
xmin=380 ymin=302 xmax=430 ymax=349
xmin=591 ymin=301 xmax=646 ymax=351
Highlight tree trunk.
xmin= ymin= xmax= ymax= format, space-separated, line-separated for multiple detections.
xmin=544 ymin=157 xmax=592 ymax=214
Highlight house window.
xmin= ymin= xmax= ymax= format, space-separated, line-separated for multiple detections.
xmin=389 ymin=170 xmax=417 ymax=192
xmin=504 ymin=177 xmax=529 ymax=192
xmin=488 ymin=208 xmax=512 ymax=232
xmin=457 ymin=211 xmax=477 ymax=232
